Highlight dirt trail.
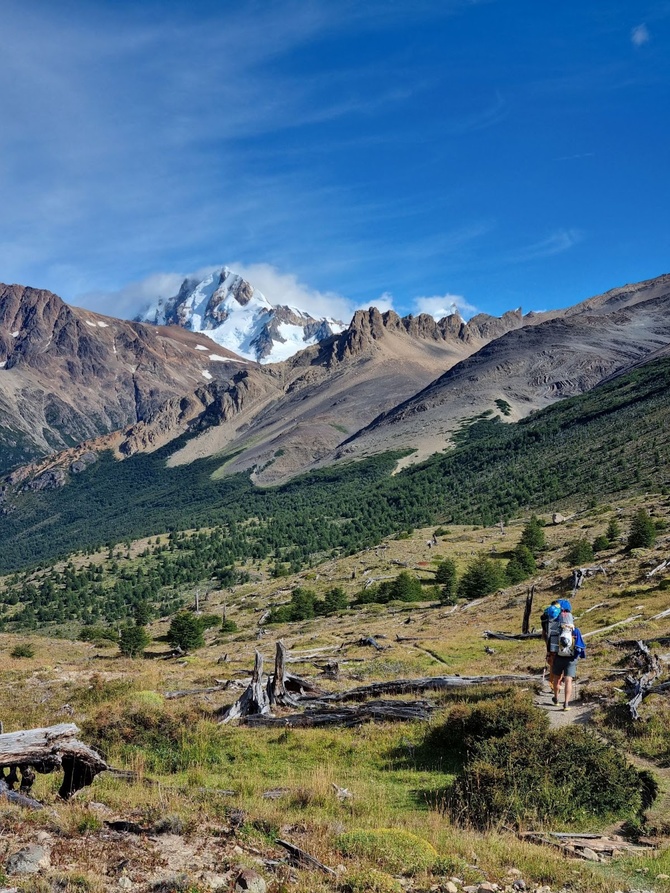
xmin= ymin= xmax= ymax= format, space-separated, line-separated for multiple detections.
xmin=534 ymin=682 xmax=594 ymax=729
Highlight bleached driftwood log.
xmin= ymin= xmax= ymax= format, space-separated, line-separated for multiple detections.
xmin=299 ymin=673 xmax=540 ymax=704
xmin=484 ymin=631 xmax=542 ymax=641
xmin=244 ymin=699 xmax=434 ymax=728
xmin=0 ymin=723 xmax=108 ymax=799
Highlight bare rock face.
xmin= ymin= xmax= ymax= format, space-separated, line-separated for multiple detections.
xmin=0 ymin=283 xmax=261 ymax=474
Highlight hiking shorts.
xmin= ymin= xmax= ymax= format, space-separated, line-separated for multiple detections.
xmin=553 ymin=655 xmax=578 ymax=678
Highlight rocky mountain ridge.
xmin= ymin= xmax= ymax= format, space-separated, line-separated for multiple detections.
xmin=2 ymin=272 xmax=669 ymax=489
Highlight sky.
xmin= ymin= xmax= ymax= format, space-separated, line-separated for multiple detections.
xmin=1 ymin=0 xmax=669 ymax=324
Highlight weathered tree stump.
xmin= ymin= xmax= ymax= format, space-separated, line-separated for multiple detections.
xmin=0 ymin=723 xmax=107 ymax=800
xmin=219 ymin=651 xmax=271 ymax=724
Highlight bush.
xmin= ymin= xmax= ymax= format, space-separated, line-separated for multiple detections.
xmin=79 ymin=625 xmax=118 ymax=644
xmin=354 ymin=571 xmax=425 ymax=606
xmin=167 ymin=611 xmax=205 ymax=651
xmin=342 ymin=869 xmax=402 ymax=893
xmin=606 ymin=517 xmax=621 ymax=542
xmin=337 ymin=828 xmax=437 ymax=875
xmin=627 ymin=509 xmax=657 ymax=549
xmin=451 ymin=725 xmax=648 ymax=829
xmin=566 ymin=539 xmax=594 ymax=566
xmin=505 ymin=543 xmax=537 ymax=583
xmin=220 ymin=617 xmax=238 ymax=633
xmin=427 ymin=690 xmax=549 ymax=759
xmin=10 ymin=642 xmax=35 ymax=658
xmin=457 ymin=555 xmax=505 ymax=600
xmin=592 ymin=534 xmax=610 ymax=553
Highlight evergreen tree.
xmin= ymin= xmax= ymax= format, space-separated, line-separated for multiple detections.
xmin=118 ymin=624 xmax=150 ymax=658
xmin=606 ymin=518 xmax=621 ymax=542
xmin=167 ymin=611 xmax=205 ymax=651
xmin=435 ymin=559 xmax=457 ymax=605
xmin=627 ymin=509 xmax=656 ymax=549
xmin=519 ymin=516 xmax=546 ymax=554
xmin=458 ymin=555 xmax=505 ymax=600
xmin=566 ymin=539 xmax=595 ymax=566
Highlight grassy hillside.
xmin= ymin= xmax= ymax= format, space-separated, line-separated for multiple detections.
xmin=1 ymin=356 xmax=669 ymax=575
xmin=0 ymin=499 xmax=668 ymax=893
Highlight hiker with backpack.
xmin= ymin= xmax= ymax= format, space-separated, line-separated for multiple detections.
xmin=541 ymin=598 xmax=586 ymax=707
xmin=550 ymin=604 xmax=586 ymax=710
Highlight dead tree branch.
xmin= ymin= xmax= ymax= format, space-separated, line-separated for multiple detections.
xmin=0 ymin=723 xmax=108 ymax=799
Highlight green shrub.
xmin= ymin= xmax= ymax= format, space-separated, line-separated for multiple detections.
xmin=118 ymin=624 xmax=150 ymax=658
xmin=220 ymin=617 xmax=238 ymax=633
xmin=337 ymin=828 xmax=437 ymax=875
xmin=79 ymin=625 xmax=118 ymax=644
xmin=342 ymin=869 xmax=402 ymax=893
xmin=519 ymin=515 xmax=546 ymax=554
xmin=566 ymin=538 xmax=594 ymax=566
xmin=10 ymin=642 xmax=35 ymax=658
xmin=592 ymin=535 xmax=610 ymax=553
xmin=428 ymin=690 xmax=549 ymax=759
xmin=451 ymin=725 xmax=649 ymax=829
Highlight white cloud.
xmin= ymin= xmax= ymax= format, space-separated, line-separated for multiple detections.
xmin=77 ymin=272 xmax=188 ymax=318
xmin=631 ymin=24 xmax=650 ymax=47
xmin=356 ymin=291 xmax=396 ymax=314
xmin=413 ymin=293 xmax=478 ymax=320
xmin=231 ymin=262 xmax=357 ymax=323
xmin=506 ymin=229 xmax=583 ymax=264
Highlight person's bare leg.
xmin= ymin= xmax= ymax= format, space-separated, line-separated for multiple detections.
xmin=563 ymin=676 xmax=573 ymax=709
xmin=553 ymin=672 xmax=563 ymax=704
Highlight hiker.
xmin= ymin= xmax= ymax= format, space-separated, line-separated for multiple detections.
xmin=552 ymin=624 xmax=586 ymax=710
xmin=541 ymin=603 xmax=560 ymax=684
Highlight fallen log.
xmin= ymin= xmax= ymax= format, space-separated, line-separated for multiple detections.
xmin=299 ymin=674 xmax=541 ymax=704
xmin=276 ymin=839 xmax=336 ymax=875
xmin=245 ymin=700 xmax=434 ymax=728
xmin=646 ymin=559 xmax=669 ymax=578
xmin=582 ymin=615 xmax=643 ymax=638
xmin=0 ymin=723 xmax=108 ymax=799
xmin=484 ymin=631 xmax=542 ymax=641
xmin=0 ymin=779 xmax=43 ymax=810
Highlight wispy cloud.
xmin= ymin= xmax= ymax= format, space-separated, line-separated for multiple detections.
xmin=413 ymin=293 xmax=478 ymax=320
xmin=631 ymin=23 xmax=650 ymax=47
xmin=449 ymin=91 xmax=507 ymax=134
xmin=506 ymin=229 xmax=583 ymax=264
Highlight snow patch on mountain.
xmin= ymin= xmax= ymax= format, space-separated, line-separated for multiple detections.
xmin=139 ymin=267 xmax=345 ymax=363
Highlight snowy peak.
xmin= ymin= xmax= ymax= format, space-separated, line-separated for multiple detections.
xmin=139 ymin=267 xmax=344 ymax=363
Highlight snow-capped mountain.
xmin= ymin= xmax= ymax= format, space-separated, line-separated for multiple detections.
xmin=138 ymin=267 xmax=346 ymax=363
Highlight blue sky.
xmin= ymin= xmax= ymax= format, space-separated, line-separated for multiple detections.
xmin=1 ymin=0 xmax=668 ymax=323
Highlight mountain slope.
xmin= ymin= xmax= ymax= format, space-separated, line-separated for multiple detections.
xmin=165 ymin=305 xmax=527 ymax=483
xmin=339 ymin=273 xmax=670 ymax=466
xmin=1 ymin=351 xmax=669 ymax=572
xmin=0 ymin=283 xmax=273 ymax=473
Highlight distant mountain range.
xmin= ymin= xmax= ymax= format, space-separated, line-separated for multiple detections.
xmin=1 ymin=270 xmax=669 ymax=493
xmin=137 ymin=267 xmax=345 ymax=363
